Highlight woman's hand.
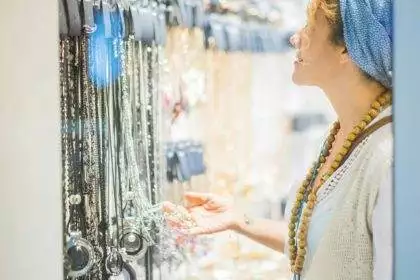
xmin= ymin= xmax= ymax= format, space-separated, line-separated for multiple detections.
xmin=163 ymin=192 xmax=240 ymax=235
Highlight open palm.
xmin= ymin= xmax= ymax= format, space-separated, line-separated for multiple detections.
xmin=163 ymin=192 xmax=237 ymax=235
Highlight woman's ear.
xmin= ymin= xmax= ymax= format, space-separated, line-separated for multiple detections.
xmin=339 ymin=46 xmax=350 ymax=64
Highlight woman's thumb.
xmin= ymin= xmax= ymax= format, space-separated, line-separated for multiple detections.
xmin=184 ymin=192 xmax=212 ymax=207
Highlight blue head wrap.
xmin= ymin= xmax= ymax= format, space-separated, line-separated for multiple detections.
xmin=340 ymin=0 xmax=393 ymax=88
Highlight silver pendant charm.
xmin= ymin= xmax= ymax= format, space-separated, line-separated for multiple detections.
xmin=65 ymin=233 xmax=95 ymax=278
xmin=106 ymin=247 xmax=124 ymax=276
xmin=119 ymin=225 xmax=148 ymax=262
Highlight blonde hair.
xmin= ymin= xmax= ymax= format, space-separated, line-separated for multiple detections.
xmin=306 ymin=0 xmax=345 ymax=46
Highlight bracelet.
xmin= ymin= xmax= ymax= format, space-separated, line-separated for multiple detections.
xmin=243 ymin=213 xmax=252 ymax=226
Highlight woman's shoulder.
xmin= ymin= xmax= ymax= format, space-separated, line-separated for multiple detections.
xmin=365 ymin=123 xmax=393 ymax=166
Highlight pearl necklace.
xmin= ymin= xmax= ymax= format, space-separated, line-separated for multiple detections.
xmin=288 ymin=92 xmax=392 ymax=275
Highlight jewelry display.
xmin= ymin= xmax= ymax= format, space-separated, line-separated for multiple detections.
xmin=60 ymin=3 xmax=174 ymax=279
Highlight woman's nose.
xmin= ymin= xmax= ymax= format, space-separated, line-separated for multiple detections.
xmin=289 ymin=33 xmax=300 ymax=49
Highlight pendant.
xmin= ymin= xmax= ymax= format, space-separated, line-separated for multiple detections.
xmin=118 ymin=224 xmax=148 ymax=262
xmin=65 ymin=233 xmax=95 ymax=278
xmin=106 ymin=247 xmax=124 ymax=276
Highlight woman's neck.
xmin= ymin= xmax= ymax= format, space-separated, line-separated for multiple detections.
xmin=322 ymin=77 xmax=387 ymax=136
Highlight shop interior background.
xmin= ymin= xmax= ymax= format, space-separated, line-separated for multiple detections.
xmin=63 ymin=0 xmax=335 ymax=279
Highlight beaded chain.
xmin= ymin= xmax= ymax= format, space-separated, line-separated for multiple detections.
xmin=118 ymin=38 xmax=165 ymax=244
xmin=288 ymin=91 xmax=392 ymax=276
xmin=81 ymin=34 xmax=104 ymax=279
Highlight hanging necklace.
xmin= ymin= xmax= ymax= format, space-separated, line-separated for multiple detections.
xmin=61 ymin=37 xmax=97 ymax=279
xmin=288 ymin=92 xmax=392 ymax=277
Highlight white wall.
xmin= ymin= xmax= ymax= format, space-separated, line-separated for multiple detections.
xmin=0 ymin=1 xmax=62 ymax=280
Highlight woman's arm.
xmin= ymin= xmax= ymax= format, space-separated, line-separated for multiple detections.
xmin=232 ymin=213 xmax=288 ymax=253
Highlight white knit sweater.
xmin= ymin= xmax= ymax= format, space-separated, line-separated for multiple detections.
xmin=285 ymin=107 xmax=393 ymax=280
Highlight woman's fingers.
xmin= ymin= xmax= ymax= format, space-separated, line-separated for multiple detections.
xmin=162 ymin=201 xmax=177 ymax=212
xmin=184 ymin=192 xmax=212 ymax=208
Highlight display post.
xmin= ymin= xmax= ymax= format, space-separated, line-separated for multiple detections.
xmin=0 ymin=1 xmax=63 ymax=280
xmin=394 ymin=1 xmax=420 ymax=279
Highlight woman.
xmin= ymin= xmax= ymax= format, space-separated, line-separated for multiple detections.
xmin=164 ymin=0 xmax=393 ymax=279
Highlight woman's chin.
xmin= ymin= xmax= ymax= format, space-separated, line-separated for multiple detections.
xmin=291 ymin=72 xmax=306 ymax=85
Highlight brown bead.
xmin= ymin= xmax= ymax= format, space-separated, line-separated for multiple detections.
xmin=299 ymin=239 xmax=308 ymax=248
xmin=372 ymin=101 xmax=382 ymax=110
xmin=364 ymin=114 xmax=373 ymax=123
xmin=343 ymin=140 xmax=352 ymax=149
xmin=291 ymin=206 xmax=299 ymax=215
xmin=298 ymin=248 xmax=307 ymax=255
xmin=289 ymin=231 xmax=296 ymax=238
xmin=301 ymin=215 xmax=310 ymax=224
xmin=295 ymin=266 xmax=303 ymax=273
xmin=296 ymin=193 xmax=304 ymax=201
xmin=290 ymin=215 xmax=298 ymax=223
xmin=298 ymin=185 xmax=307 ymax=194
xmin=322 ymin=172 xmax=332 ymax=181
xmin=289 ymin=222 xmax=296 ymax=230
xmin=307 ymin=201 xmax=315 ymax=209
xmin=369 ymin=109 xmax=379 ymax=118
xmin=384 ymin=93 xmax=392 ymax=103
xmin=339 ymin=147 xmax=349 ymax=156
xmin=335 ymin=153 xmax=343 ymax=162
xmin=306 ymin=173 xmax=313 ymax=181
xmin=297 ymin=255 xmax=305 ymax=262
xmin=289 ymin=245 xmax=297 ymax=253
xmin=289 ymin=238 xmax=296 ymax=246
xmin=358 ymin=121 xmax=368 ymax=130
xmin=302 ymin=179 xmax=310 ymax=186
xmin=331 ymin=161 xmax=340 ymax=169
xmin=303 ymin=208 xmax=313 ymax=217
xmin=308 ymin=193 xmax=317 ymax=202
xmin=352 ymin=126 xmax=362 ymax=135
xmin=347 ymin=133 xmax=357 ymax=141
xmin=298 ymin=231 xmax=306 ymax=240
xmin=319 ymin=156 xmax=326 ymax=163
xmin=378 ymin=96 xmax=387 ymax=105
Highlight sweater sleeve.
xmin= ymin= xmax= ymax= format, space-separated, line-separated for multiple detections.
xmin=372 ymin=167 xmax=393 ymax=280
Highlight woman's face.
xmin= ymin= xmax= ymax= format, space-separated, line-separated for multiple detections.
xmin=290 ymin=9 xmax=345 ymax=87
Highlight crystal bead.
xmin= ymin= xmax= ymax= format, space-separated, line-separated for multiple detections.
xmin=69 ymin=194 xmax=82 ymax=205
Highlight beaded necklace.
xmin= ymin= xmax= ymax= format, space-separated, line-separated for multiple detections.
xmin=288 ymin=92 xmax=392 ymax=278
